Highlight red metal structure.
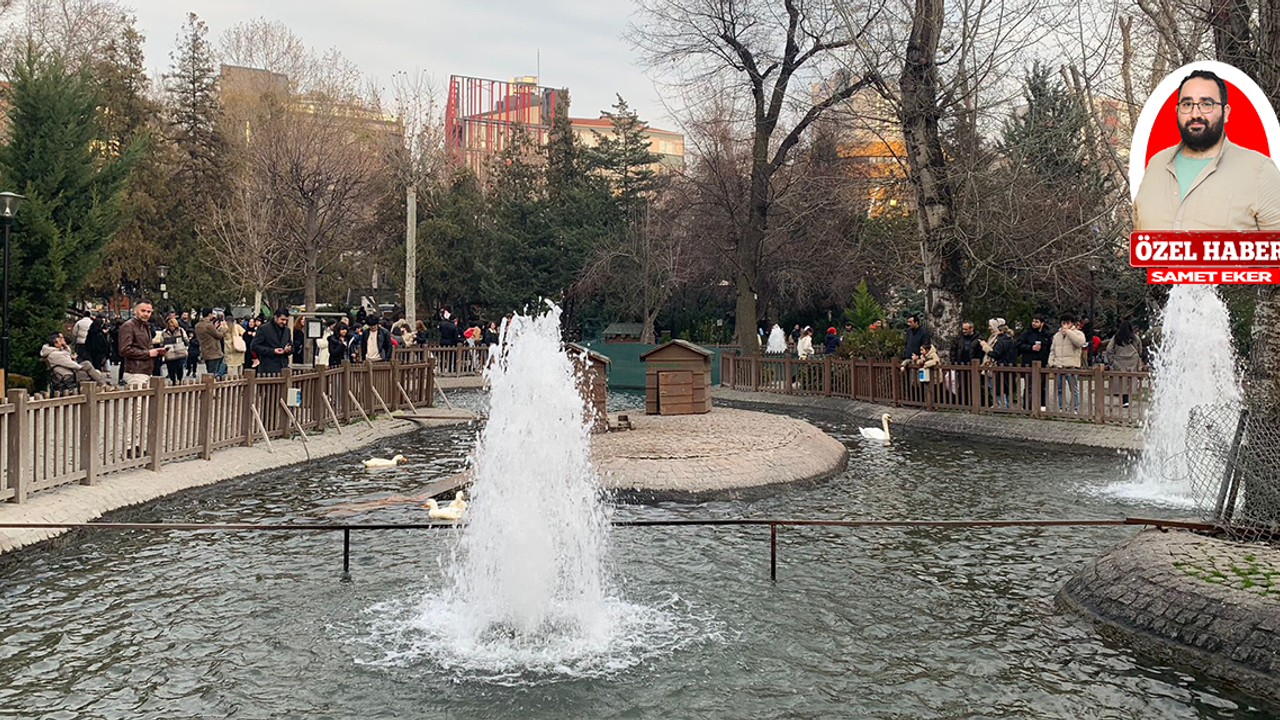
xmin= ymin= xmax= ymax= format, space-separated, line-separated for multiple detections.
xmin=444 ymin=75 xmax=559 ymax=183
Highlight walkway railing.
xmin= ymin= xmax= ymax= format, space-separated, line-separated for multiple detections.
xmin=720 ymin=355 xmax=1150 ymax=426
xmin=393 ymin=345 xmax=488 ymax=377
xmin=0 ymin=359 xmax=433 ymax=504
xmin=0 ymin=516 xmax=1211 ymax=580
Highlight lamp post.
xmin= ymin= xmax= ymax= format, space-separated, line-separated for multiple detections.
xmin=157 ymin=264 xmax=169 ymax=310
xmin=1089 ymin=262 xmax=1097 ymax=327
xmin=0 ymin=191 xmax=26 ymax=382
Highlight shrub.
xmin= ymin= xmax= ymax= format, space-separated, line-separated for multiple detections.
xmin=837 ymin=328 xmax=903 ymax=360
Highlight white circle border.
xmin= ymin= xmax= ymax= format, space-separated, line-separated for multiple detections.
xmin=1129 ymin=60 xmax=1280 ymax=201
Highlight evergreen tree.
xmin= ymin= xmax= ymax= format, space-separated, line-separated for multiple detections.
xmin=843 ymin=280 xmax=884 ymax=330
xmin=162 ymin=12 xmax=229 ymax=307
xmin=482 ymin=126 xmax=556 ymax=313
xmin=1001 ymin=64 xmax=1091 ymax=185
xmin=418 ymin=168 xmax=486 ymax=317
xmin=0 ymin=49 xmax=139 ymax=380
xmin=584 ymin=95 xmax=660 ymax=213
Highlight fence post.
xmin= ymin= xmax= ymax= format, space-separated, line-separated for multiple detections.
xmin=280 ymin=367 xmax=292 ymax=434
xmin=242 ymin=369 xmax=257 ymax=447
xmin=341 ymin=361 xmax=352 ymax=421
xmin=751 ymin=356 xmax=760 ymax=392
xmin=390 ymin=357 xmax=402 ymax=410
xmin=364 ymin=360 xmax=375 ymax=415
xmin=1093 ymin=364 xmax=1106 ymax=423
xmin=925 ymin=367 xmax=935 ymax=410
xmin=7 ymin=389 xmax=27 ymax=503
xmin=147 ymin=376 xmax=165 ymax=472
xmin=784 ymin=357 xmax=793 ymax=394
xmin=199 ymin=375 xmax=215 ymax=460
xmin=823 ymin=356 xmax=832 ymax=396
xmin=1031 ymin=362 xmax=1042 ymax=417
xmin=312 ymin=364 xmax=327 ymax=431
xmin=81 ymin=383 xmax=100 ymax=485
xmin=891 ymin=362 xmax=901 ymax=407
xmin=969 ymin=360 xmax=981 ymax=414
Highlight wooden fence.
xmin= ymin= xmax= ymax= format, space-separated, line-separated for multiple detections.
xmin=0 ymin=359 xmax=433 ymax=504
xmin=393 ymin=345 xmax=488 ymax=376
xmin=720 ymin=355 xmax=1149 ymax=427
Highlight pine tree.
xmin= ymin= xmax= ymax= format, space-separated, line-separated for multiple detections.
xmin=584 ymin=95 xmax=660 ymax=213
xmin=843 ymin=280 xmax=884 ymax=330
xmin=1001 ymin=64 xmax=1091 ymax=185
xmin=165 ymin=13 xmax=226 ymax=220
xmin=0 ymin=48 xmax=139 ymax=381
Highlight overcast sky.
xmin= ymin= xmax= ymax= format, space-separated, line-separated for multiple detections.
xmin=127 ymin=0 xmax=678 ymax=129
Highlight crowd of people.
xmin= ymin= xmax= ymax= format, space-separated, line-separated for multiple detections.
xmin=44 ymin=300 xmax=507 ymax=393
xmin=771 ymin=312 xmax=1147 ymax=412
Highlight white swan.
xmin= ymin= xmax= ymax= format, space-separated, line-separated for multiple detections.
xmin=859 ymin=414 xmax=892 ymax=445
xmin=362 ymin=454 xmax=407 ymax=469
xmin=423 ymin=498 xmax=463 ymax=521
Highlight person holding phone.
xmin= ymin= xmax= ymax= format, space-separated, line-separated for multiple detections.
xmin=250 ymin=308 xmax=293 ymax=375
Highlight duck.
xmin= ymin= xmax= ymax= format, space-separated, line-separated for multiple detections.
xmin=859 ymin=413 xmax=892 ymax=445
xmin=423 ymin=498 xmax=464 ymax=521
xmin=448 ymin=491 xmax=468 ymax=512
xmin=362 ymin=454 xmax=407 ymax=469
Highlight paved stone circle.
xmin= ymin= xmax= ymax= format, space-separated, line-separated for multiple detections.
xmin=1058 ymin=529 xmax=1280 ymax=703
xmin=594 ymin=407 xmax=848 ymax=496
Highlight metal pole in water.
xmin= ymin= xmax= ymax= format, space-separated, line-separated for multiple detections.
xmin=342 ymin=528 xmax=351 ymax=577
xmin=770 ymin=523 xmax=777 ymax=581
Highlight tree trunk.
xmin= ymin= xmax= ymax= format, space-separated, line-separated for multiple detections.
xmin=1240 ymin=270 xmax=1280 ymax=526
xmin=405 ymin=184 xmax=417 ymax=332
xmin=900 ymin=0 xmax=965 ymax=360
xmin=735 ymin=148 xmax=771 ymax=354
xmin=252 ymin=288 xmax=263 ymax=319
xmin=303 ymin=206 xmax=319 ymax=365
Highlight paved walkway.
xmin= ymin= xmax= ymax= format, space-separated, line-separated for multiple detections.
xmin=0 ymin=413 xmax=474 ymax=556
xmin=595 ymin=407 xmax=847 ymax=497
xmin=713 ymin=388 xmax=1141 ymax=451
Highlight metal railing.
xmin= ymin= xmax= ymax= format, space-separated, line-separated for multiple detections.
xmin=0 ymin=516 xmax=1213 ymax=581
xmin=721 ymin=355 xmax=1150 ymax=426
xmin=394 ymin=345 xmax=489 ymax=377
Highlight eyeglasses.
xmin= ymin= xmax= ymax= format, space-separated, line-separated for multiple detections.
xmin=1177 ymin=99 xmax=1224 ymax=114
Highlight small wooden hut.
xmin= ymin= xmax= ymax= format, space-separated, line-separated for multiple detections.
xmin=640 ymin=340 xmax=712 ymax=415
xmin=567 ymin=343 xmax=611 ymax=433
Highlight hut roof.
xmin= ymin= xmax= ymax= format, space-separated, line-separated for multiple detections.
xmin=603 ymin=322 xmax=644 ymax=338
xmin=640 ymin=339 xmax=713 ymax=359
xmin=566 ymin=342 xmax=612 ymax=365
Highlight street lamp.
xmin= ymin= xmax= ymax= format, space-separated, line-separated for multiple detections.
xmin=157 ymin=264 xmax=169 ymax=306
xmin=1089 ymin=262 xmax=1098 ymax=328
xmin=0 ymin=191 xmax=25 ymax=381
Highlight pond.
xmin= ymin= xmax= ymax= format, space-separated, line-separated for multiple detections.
xmin=0 ymin=391 xmax=1274 ymax=719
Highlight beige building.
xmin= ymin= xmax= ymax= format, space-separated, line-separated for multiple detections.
xmin=570 ymin=115 xmax=685 ymax=172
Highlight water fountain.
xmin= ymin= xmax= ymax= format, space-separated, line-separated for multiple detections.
xmin=765 ymin=324 xmax=787 ymax=354
xmin=366 ymin=303 xmax=695 ymax=683
xmin=1112 ymin=284 xmax=1242 ymax=505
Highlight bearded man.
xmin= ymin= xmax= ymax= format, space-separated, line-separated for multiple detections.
xmin=1133 ymin=70 xmax=1280 ymax=232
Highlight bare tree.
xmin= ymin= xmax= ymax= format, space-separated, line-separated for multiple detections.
xmin=633 ymin=0 xmax=884 ymax=352
xmin=202 ymin=177 xmax=300 ymax=313
xmin=387 ymin=69 xmax=446 ymax=331
xmin=0 ymin=0 xmax=125 ymax=70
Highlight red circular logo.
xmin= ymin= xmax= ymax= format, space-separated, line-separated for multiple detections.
xmin=1145 ymin=80 xmax=1272 ymax=166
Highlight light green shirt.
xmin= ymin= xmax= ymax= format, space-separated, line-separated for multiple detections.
xmin=1174 ymin=151 xmax=1214 ymax=200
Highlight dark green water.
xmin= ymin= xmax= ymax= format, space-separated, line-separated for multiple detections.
xmin=0 ymin=393 xmax=1274 ymax=719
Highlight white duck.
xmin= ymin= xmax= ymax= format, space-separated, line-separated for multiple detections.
xmin=362 ymin=454 xmax=407 ymax=469
xmin=423 ymin=498 xmax=463 ymax=521
xmin=859 ymin=413 xmax=893 ymax=445
xmin=448 ymin=491 xmax=468 ymax=512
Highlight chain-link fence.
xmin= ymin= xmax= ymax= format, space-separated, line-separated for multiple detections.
xmin=1186 ymin=404 xmax=1280 ymax=542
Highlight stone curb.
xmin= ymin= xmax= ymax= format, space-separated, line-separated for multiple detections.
xmin=0 ymin=417 xmax=428 ymax=558
xmin=1058 ymin=529 xmax=1280 ymax=703
xmin=712 ymin=388 xmax=1141 ymax=452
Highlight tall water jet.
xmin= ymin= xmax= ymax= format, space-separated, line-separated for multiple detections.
xmin=766 ymin=324 xmax=787 ymax=354
xmin=371 ymin=304 xmax=696 ymax=682
xmin=451 ymin=304 xmax=609 ymax=637
xmin=1121 ymin=285 xmax=1241 ymax=504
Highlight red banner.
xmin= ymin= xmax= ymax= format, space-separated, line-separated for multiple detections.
xmin=1146 ymin=268 xmax=1280 ymax=284
xmin=1129 ymin=232 xmax=1280 ymax=267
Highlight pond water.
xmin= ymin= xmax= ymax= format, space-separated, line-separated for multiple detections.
xmin=1 ymin=391 xmax=1275 ymax=719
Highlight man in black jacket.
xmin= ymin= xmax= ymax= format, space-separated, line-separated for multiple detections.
xmin=1015 ymin=314 xmax=1054 ymax=410
xmin=951 ymin=321 xmax=983 ymax=406
xmin=251 ymin=309 xmax=293 ymax=375
xmin=902 ymin=314 xmax=929 ymax=361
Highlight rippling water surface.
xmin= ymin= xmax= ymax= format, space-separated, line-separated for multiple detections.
xmin=1 ymin=391 xmax=1275 ymax=719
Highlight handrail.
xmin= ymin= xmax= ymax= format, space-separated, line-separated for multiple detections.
xmin=0 ymin=516 xmax=1215 ymax=581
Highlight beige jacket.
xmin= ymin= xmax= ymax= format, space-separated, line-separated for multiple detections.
xmin=223 ymin=322 xmax=246 ymax=367
xmin=1048 ymin=327 xmax=1086 ymax=368
xmin=1134 ymin=138 xmax=1280 ymax=232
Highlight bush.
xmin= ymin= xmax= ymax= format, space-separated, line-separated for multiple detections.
xmin=5 ymin=373 xmax=35 ymax=393
xmin=836 ymin=328 xmax=904 ymax=360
